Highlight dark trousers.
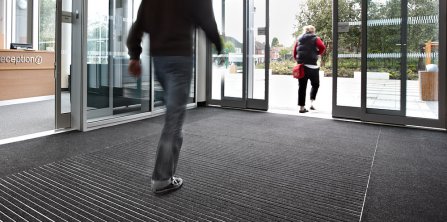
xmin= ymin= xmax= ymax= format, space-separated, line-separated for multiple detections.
xmin=298 ymin=66 xmax=320 ymax=106
xmin=152 ymin=56 xmax=193 ymax=181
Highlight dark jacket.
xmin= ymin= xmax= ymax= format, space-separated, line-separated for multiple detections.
xmin=127 ymin=0 xmax=222 ymax=59
xmin=294 ymin=33 xmax=325 ymax=65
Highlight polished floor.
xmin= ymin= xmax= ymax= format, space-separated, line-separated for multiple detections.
xmin=0 ymin=107 xmax=446 ymax=221
xmin=0 ymin=97 xmax=54 ymax=141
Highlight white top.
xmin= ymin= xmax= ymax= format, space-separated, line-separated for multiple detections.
xmin=304 ymin=64 xmax=319 ymax=69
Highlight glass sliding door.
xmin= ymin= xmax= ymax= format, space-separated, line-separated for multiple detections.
xmin=333 ymin=0 xmax=362 ymax=119
xmin=55 ymin=0 xmax=71 ymax=128
xmin=209 ymin=0 xmax=269 ymax=110
xmin=405 ymin=1 xmax=439 ymax=119
xmin=86 ymin=0 xmax=112 ymax=119
xmin=247 ymin=0 xmax=268 ymax=109
xmin=333 ymin=0 xmax=445 ymax=128
xmin=0 ymin=0 xmax=61 ymax=139
xmin=366 ymin=0 xmax=404 ymax=114
xmin=211 ymin=0 xmax=244 ymax=103
xmin=81 ymin=0 xmax=197 ymax=128
xmin=86 ymin=0 xmax=150 ymax=121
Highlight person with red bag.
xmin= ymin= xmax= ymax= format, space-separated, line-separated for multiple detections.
xmin=292 ymin=25 xmax=326 ymax=113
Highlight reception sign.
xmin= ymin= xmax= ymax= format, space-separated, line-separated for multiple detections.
xmin=0 ymin=50 xmax=55 ymax=100
xmin=0 ymin=50 xmax=53 ymax=70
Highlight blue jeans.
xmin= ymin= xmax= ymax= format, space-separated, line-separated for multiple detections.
xmin=151 ymin=56 xmax=193 ymax=181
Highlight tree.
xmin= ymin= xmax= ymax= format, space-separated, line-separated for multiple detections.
xmin=406 ymin=0 xmax=438 ymax=52
xmin=224 ymin=41 xmax=236 ymax=53
xmin=366 ymin=1 xmax=437 ymax=57
xmin=271 ymin=37 xmax=280 ymax=47
xmin=368 ymin=0 xmax=438 ymax=73
xmin=279 ymin=48 xmax=290 ymax=61
xmin=336 ymin=0 xmax=361 ymax=55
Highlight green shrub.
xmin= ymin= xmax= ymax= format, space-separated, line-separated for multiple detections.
xmin=389 ymin=71 xmax=400 ymax=79
xmin=271 ymin=61 xmax=296 ymax=75
xmin=256 ymin=63 xmax=265 ymax=69
xmin=321 ymin=66 xmax=332 ymax=76
xmin=407 ymin=70 xmax=418 ymax=80
xmin=337 ymin=67 xmax=355 ymax=77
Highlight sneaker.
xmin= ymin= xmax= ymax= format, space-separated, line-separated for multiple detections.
xmin=310 ymin=105 xmax=316 ymax=110
xmin=299 ymin=109 xmax=309 ymax=113
xmin=152 ymin=177 xmax=183 ymax=194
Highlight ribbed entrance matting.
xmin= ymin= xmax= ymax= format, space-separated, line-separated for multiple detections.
xmin=0 ymin=111 xmax=377 ymax=221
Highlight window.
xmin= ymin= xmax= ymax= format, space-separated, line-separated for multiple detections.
xmin=14 ymin=0 xmax=31 ymax=44
xmin=0 ymin=0 xmax=6 ymax=49
xmin=38 ymin=0 xmax=55 ymax=51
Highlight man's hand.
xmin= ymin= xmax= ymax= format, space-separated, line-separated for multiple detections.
xmin=128 ymin=59 xmax=142 ymax=78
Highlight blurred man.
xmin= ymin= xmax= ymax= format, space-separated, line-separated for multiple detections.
xmin=127 ymin=0 xmax=222 ymax=194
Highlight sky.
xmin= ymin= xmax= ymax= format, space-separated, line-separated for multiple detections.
xmin=213 ymin=0 xmax=303 ymax=48
xmin=270 ymin=0 xmax=304 ymax=47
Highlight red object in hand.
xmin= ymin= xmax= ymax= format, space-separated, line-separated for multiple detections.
xmin=292 ymin=64 xmax=304 ymax=79
xmin=128 ymin=59 xmax=142 ymax=78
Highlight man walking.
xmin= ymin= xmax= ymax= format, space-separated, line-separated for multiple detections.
xmin=126 ymin=0 xmax=222 ymax=194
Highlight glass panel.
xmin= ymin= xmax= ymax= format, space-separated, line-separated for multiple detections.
xmin=211 ymin=0 xmax=223 ymax=100
xmin=0 ymin=0 xmax=55 ymax=139
xmin=406 ymin=0 xmax=439 ymax=119
xmin=268 ymin=1 xmax=292 ymax=111
xmin=38 ymin=0 xmax=55 ymax=51
xmin=0 ymin=0 xmax=5 ymax=49
xmin=249 ymin=0 xmax=266 ymax=100
xmin=38 ymin=0 xmax=67 ymax=114
xmin=87 ymin=0 xmax=150 ymax=120
xmin=59 ymin=0 xmax=70 ymax=113
xmin=367 ymin=0 xmax=401 ymax=111
xmin=87 ymin=0 xmax=111 ymax=117
xmin=141 ymin=34 xmax=153 ymax=110
xmin=212 ymin=0 xmax=244 ymax=100
xmin=15 ymin=0 xmax=30 ymax=44
xmin=336 ymin=0 xmax=361 ymax=107
xmin=153 ymin=59 xmax=165 ymax=109
xmin=189 ymin=33 xmax=197 ymax=104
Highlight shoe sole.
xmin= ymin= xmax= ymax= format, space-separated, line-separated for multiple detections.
xmin=153 ymin=183 xmax=183 ymax=195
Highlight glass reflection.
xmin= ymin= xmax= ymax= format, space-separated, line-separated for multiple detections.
xmin=406 ymin=1 xmax=439 ymax=119
xmin=366 ymin=0 xmax=402 ymax=111
xmin=336 ymin=1 xmax=362 ymax=108
xmin=87 ymin=0 xmax=150 ymax=120
xmin=212 ymin=0 xmax=244 ymax=100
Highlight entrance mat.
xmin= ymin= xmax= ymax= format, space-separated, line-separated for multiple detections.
xmin=0 ymin=129 xmax=376 ymax=221
xmin=0 ymin=109 xmax=382 ymax=221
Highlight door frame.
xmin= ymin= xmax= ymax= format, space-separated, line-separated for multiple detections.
xmin=332 ymin=0 xmax=446 ymax=129
xmin=70 ymin=0 xmax=87 ymax=131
